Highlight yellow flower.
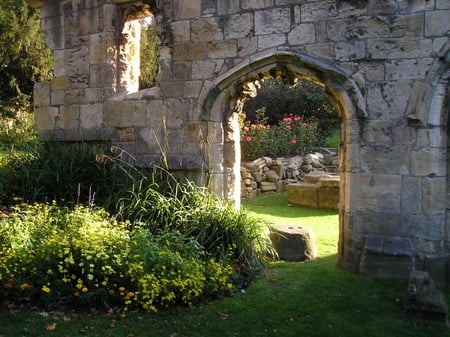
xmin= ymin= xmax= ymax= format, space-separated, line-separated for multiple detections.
xmin=87 ymin=274 xmax=94 ymax=280
xmin=76 ymin=283 xmax=83 ymax=289
xmin=82 ymin=287 xmax=88 ymax=293
xmin=42 ymin=285 xmax=51 ymax=293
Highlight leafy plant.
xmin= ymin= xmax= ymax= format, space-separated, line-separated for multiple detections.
xmin=240 ymin=109 xmax=325 ymax=160
xmin=116 ymin=174 xmax=270 ymax=287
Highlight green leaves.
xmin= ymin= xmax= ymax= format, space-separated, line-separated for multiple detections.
xmin=0 ymin=0 xmax=53 ymax=117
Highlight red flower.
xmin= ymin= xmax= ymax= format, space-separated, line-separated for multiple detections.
xmin=245 ymin=136 xmax=252 ymax=142
xmin=291 ymin=138 xmax=297 ymax=144
xmin=294 ymin=116 xmax=301 ymax=122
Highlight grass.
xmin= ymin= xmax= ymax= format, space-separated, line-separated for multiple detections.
xmin=325 ymin=129 xmax=340 ymax=148
xmin=1 ymin=193 xmax=449 ymax=337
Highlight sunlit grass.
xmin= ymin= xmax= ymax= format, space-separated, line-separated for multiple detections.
xmin=243 ymin=192 xmax=339 ymax=257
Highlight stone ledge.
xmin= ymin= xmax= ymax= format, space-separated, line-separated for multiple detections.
xmin=286 ymin=172 xmax=340 ymax=210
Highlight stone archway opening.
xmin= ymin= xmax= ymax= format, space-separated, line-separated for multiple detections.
xmin=236 ymin=74 xmax=342 ymax=202
xmin=204 ymin=52 xmax=365 ymax=266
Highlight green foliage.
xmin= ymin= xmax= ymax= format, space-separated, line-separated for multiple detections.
xmin=0 ymin=110 xmax=38 ymax=151
xmin=0 ymin=142 xmax=138 ymax=209
xmin=0 ymin=0 xmax=53 ymax=117
xmin=243 ymin=78 xmax=340 ymax=138
xmin=139 ymin=19 xmax=160 ymax=89
xmin=0 ymin=203 xmax=234 ymax=311
xmin=240 ymin=109 xmax=325 ymax=160
xmin=116 ymin=174 xmax=269 ymax=287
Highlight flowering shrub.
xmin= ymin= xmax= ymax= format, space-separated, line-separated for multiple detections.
xmin=0 ymin=203 xmax=233 ymax=312
xmin=240 ymin=109 xmax=325 ymax=160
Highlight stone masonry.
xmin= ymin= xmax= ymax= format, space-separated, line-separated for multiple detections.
xmin=27 ymin=0 xmax=450 ymax=284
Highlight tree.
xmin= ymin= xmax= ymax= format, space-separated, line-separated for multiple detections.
xmin=243 ymin=78 xmax=340 ymax=137
xmin=139 ymin=17 xmax=160 ymax=90
xmin=0 ymin=0 xmax=53 ymax=117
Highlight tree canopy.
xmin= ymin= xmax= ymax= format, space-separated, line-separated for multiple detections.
xmin=243 ymin=77 xmax=340 ymax=137
xmin=0 ymin=0 xmax=53 ymax=117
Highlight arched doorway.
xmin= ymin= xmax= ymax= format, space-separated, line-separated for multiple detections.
xmin=201 ymin=51 xmax=367 ymax=266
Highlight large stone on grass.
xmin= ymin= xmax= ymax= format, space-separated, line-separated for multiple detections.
xmin=270 ymin=224 xmax=317 ymax=262
xmin=404 ymin=271 xmax=449 ymax=326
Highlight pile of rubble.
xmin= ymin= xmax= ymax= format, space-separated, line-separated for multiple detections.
xmin=240 ymin=148 xmax=338 ymax=199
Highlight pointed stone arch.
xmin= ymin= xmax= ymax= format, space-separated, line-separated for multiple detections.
xmin=200 ymin=51 xmax=367 ymax=270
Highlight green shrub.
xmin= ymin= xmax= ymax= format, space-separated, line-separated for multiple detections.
xmin=116 ymin=175 xmax=269 ymax=288
xmin=0 ymin=203 xmax=234 ymax=312
xmin=0 ymin=110 xmax=38 ymax=151
xmin=243 ymin=78 xmax=340 ymax=137
xmin=0 ymin=142 xmax=138 ymax=209
xmin=240 ymin=109 xmax=325 ymax=159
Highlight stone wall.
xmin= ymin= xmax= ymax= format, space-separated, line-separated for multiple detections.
xmin=27 ymin=0 xmax=450 ymax=284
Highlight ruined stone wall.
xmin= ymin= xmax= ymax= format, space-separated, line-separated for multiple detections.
xmin=28 ymin=0 xmax=450 ymax=283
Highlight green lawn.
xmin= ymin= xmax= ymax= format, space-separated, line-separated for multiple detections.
xmin=0 ymin=193 xmax=449 ymax=337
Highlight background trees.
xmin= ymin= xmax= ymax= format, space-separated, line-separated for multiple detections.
xmin=243 ymin=78 xmax=340 ymax=138
xmin=0 ymin=0 xmax=53 ymax=117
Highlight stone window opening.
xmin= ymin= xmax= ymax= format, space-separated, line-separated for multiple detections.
xmin=117 ymin=3 xmax=160 ymax=94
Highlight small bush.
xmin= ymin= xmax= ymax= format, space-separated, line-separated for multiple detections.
xmin=116 ymin=174 xmax=269 ymax=288
xmin=240 ymin=109 xmax=325 ymax=160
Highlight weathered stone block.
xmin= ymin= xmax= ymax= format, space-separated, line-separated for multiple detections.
xmin=348 ymin=174 xmax=401 ymax=213
xmin=104 ymin=100 xmax=146 ymax=127
xmin=404 ymin=271 xmax=448 ymax=326
xmin=80 ymin=103 xmax=103 ymax=128
xmin=176 ymin=1 xmax=201 ymax=19
xmin=207 ymin=40 xmax=238 ymax=59
xmin=34 ymin=81 xmax=51 ymax=107
xmin=286 ymin=183 xmax=319 ymax=208
xmin=367 ymin=38 xmax=432 ymax=59
xmin=359 ymin=235 xmax=415 ymax=279
xmin=288 ymin=23 xmax=316 ymax=45
xmin=270 ymin=224 xmax=317 ymax=261
xmin=35 ymin=106 xmax=58 ymax=131
xmin=255 ymin=8 xmax=291 ymax=35
xmin=425 ymin=11 xmax=450 ymax=36
xmin=191 ymin=17 xmax=223 ymax=42
xmin=224 ymin=13 xmax=254 ymax=39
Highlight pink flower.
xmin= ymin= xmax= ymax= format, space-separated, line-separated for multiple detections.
xmin=243 ymin=126 xmax=249 ymax=132
xmin=283 ymin=117 xmax=292 ymax=123
xmin=291 ymin=139 xmax=297 ymax=144
xmin=294 ymin=116 xmax=301 ymax=122
xmin=245 ymin=136 xmax=252 ymax=142
xmin=286 ymin=125 xmax=291 ymax=130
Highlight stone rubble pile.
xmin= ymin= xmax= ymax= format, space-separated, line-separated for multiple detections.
xmin=240 ymin=148 xmax=338 ymax=199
